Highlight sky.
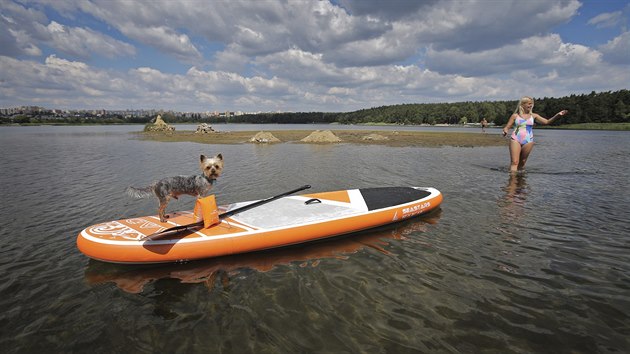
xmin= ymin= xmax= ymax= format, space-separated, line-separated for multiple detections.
xmin=1 ymin=0 xmax=629 ymax=113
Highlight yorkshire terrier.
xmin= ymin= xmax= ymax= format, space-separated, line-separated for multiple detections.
xmin=126 ymin=153 xmax=224 ymax=222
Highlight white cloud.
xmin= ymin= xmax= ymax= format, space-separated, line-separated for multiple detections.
xmin=32 ymin=0 xmax=583 ymax=67
xmin=599 ymin=31 xmax=630 ymax=65
xmin=1 ymin=0 xmax=628 ymax=112
xmin=588 ymin=11 xmax=623 ymax=28
xmin=337 ymin=0 xmax=439 ymax=20
xmin=213 ymin=48 xmax=249 ymax=73
xmin=324 ymin=27 xmax=416 ymax=67
xmin=0 ymin=3 xmax=45 ymax=56
xmin=255 ymin=49 xmax=343 ymax=84
xmin=0 ymin=55 xmax=139 ymax=107
xmin=327 ymin=87 xmax=356 ymax=96
xmin=194 ymin=91 xmax=219 ymax=105
xmin=425 ymin=34 xmax=602 ymax=77
xmin=118 ymin=24 xmax=201 ymax=63
xmin=46 ymin=0 xmax=391 ymax=63
xmin=4 ymin=28 xmax=42 ymax=56
xmin=51 ymin=0 xmax=203 ymax=63
xmin=44 ymin=21 xmax=136 ymax=59
xmin=0 ymin=1 xmax=136 ymax=60
xmin=417 ymin=0 xmax=581 ymax=52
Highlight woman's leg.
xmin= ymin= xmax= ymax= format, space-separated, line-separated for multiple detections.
xmin=517 ymin=142 xmax=535 ymax=171
xmin=509 ymin=139 xmax=522 ymax=173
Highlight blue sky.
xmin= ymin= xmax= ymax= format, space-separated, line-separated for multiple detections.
xmin=555 ymin=0 xmax=625 ymax=45
xmin=1 ymin=0 xmax=628 ymax=112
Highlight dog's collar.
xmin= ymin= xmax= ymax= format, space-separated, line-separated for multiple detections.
xmin=202 ymin=175 xmax=216 ymax=184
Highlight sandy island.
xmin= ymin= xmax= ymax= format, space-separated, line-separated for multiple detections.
xmin=136 ymin=129 xmax=506 ymax=147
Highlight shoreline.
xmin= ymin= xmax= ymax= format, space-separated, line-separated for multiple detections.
xmin=135 ymin=129 xmax=507 ymax=147
xmin=1 ymin=122 xmax=629 ymax=131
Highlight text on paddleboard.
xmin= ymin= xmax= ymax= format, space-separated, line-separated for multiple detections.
xmin=401 ymin=202 xmax=431 ymax=218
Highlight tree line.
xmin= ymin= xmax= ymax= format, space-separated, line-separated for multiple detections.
xmin=2 ymin=90 xmax=628 ymax=126
xmin=229 ymin=90 xmax=629 ymax=126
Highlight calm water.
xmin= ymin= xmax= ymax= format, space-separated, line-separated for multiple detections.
xmin=0 ymin=124 xmax=629 ymax=353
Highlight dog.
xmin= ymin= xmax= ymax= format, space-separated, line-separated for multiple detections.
xmin=126 ymin=153 xmax=224 ymax=222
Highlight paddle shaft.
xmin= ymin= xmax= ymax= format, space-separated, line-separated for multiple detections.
xmin=145 ymin=185 xmax=311 ymax=240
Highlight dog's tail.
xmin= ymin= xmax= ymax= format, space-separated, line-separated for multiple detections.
xmin=125 ymin=186 xmax=154 ymax=199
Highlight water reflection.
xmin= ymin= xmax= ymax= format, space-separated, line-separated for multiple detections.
xmin=500 ymin=173 xmax=529 ymax=219
xmin=84 ymin=212 xmax=441 ymax=294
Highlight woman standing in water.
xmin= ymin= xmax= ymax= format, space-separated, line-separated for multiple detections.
xmin=502 ymin=96 xmax=568 ymax=173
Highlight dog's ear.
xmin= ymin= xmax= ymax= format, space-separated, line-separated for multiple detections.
xmin=216 ymin=153 xmax=223 ymax=160
xmin=200 ymin=154 xmax=206 ymax=162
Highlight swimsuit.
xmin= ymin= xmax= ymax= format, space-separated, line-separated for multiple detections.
xmin=511 ymin=115 xmax=534 ymax=145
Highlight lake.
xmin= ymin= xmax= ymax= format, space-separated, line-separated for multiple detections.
xmin=1 ymin=124 xmax=629 ymax=353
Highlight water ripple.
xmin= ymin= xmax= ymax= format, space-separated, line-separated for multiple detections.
xmin=1 ymin=126 xmax=629 ymax=353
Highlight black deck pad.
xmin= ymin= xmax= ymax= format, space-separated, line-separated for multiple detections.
xmin=359 ymin=187 xmax=431 ymax=211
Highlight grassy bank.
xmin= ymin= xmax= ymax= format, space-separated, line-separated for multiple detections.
xmin=136 ymin=129 xmax=506 ymax=147
xmin=550 ymin=122 xmax=630 ymax=131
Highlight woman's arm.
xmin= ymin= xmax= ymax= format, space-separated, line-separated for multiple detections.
xmin=534 ymin=110 xmax=568 ymax=125
xmin=502 ymin=114 xmax=517 ymax=136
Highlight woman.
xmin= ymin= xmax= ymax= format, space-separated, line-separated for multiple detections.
xmin=502 ymin=96 xmax=568 ymax=173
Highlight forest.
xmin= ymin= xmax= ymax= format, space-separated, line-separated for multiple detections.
xmin=228 ymin=90 xmax=630 ymax=126
xmin=2 ymin=90 xmax=628 ymax=126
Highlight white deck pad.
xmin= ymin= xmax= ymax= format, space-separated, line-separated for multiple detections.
xmin=227 ymin=196 xmax=362 ymax=229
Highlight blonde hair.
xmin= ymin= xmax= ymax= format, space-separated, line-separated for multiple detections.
xmin=514 ymin=96 xmax=534 ymax=115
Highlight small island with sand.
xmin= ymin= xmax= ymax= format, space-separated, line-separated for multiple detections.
xmin=137 ymin=122 xmax=505 ymax=148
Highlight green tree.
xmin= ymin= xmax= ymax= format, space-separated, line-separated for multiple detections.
xmin=480 ymin=102 xmax=496 ymax=124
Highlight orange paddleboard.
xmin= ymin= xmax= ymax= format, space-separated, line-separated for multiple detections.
xmin=77 ymin=187 xmax=442 ymax=264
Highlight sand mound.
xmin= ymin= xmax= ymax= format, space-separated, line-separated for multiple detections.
xmin=300 ymin=130 xmax=342 ymax=143
xmin=195 ymin=123 xmax=215 ymax=134
xmin=362 ymin=133 xmax=389 ymax=141
xmin=250 ymin=131 xmax=281 ymax=143
xmin=145 ymin=114 xmax=175 ymax=132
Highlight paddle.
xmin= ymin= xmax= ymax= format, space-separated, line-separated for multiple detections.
xmin=144 ymin=184 xmax=312 ymax=241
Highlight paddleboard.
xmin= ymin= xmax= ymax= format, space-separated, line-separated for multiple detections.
xmin=77 ymin=186 xmax=442 ymax=264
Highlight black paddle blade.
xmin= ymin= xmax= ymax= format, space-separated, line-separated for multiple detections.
xmin=143 ymin=221 xmax=203 ymax=241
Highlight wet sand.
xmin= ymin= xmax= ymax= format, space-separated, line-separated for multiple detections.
xmin=136 ymin=129 xmax=506 ymax=147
